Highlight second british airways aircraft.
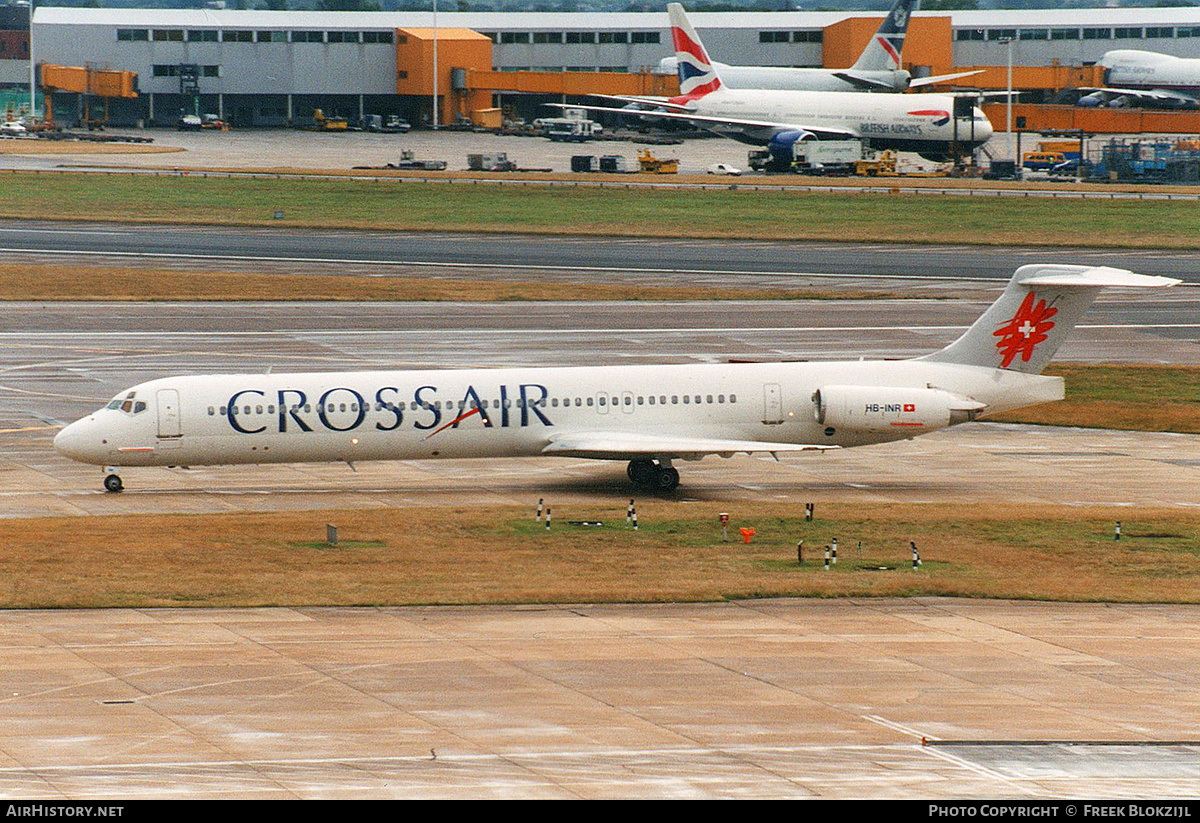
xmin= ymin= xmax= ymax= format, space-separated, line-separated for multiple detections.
xmin=555 ymin=3 xmax=994 ymax=161
xmin=657 ymin=1 xmax=983 ymax=94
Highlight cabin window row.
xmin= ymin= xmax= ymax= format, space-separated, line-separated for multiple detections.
xmin=206 ymin=393 xmax=739 ymax=416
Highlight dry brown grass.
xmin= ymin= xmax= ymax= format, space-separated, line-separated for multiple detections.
xmin=0 ymin=141 xmax=184 ymax=155
xmin=989 ymin=364 xmax=1200 ymax=434
xmin=0 ymin=263 xmax=897 ymax=302
xmin=988 ymin=399 xmax=1200 ymax=433
xmin=3 ymin=502 xmax=1198 ymax=609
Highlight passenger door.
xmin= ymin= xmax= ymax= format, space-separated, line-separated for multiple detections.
xmin=157 ymin=388 xmax=182 ymax=438
xmin=763 ymin=383 xmax=783 ymax=425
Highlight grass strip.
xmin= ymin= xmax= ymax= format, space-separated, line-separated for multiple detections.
xmin=2 ymin=171 xmax=1199 ymax=248
xmin=0 ymin=263 xmax=898 ymax=302
xmin=989 ymin=364 xmax=1200 ymax=434
xmin=2 ymin=502 xmax=1196 ymax=609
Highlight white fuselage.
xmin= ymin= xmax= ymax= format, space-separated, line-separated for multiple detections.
xmin=1102 ymin=49 xmax=1200 ymax=93
xmin=660 ymin=58 xmax=910 ymax=93
xmin=54 ymin=359 xmax=1059 ymax=469
xmin=687 ymin=88 xmax=993 ymax=151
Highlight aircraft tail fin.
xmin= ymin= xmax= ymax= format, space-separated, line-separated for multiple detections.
xmin=851 ymin=0 xmax=917 ymax=73
xmin=919 ymin=265 xmax=1179 ymax=374
xmin=667 ymin=3 xmax=723 ymax=102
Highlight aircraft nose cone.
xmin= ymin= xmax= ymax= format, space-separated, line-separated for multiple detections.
xmin=54 ymin=418 xmax=101 ymax=464
xmin=975 ymin=109 xmax=994 ymax=142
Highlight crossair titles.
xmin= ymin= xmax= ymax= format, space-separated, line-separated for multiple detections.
xmin=224 ymin=384 xmax=553 ymax=435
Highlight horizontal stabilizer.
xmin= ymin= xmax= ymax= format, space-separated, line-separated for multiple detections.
xmin=909 ymin=69 xmax=986 ymax=88
xmin=832 ymin=71 xmax=897 ymax=91
xmin=543 ymin=431 xmax=835 ymax=460
xmin=1022 ymin=267 xmax=1181 ymax=288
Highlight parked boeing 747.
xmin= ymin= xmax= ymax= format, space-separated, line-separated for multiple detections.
xmin=1077 ymin=49 xmax=1200 ymax=110
xmin=53 ymin=265 xmax=1176 ymax=493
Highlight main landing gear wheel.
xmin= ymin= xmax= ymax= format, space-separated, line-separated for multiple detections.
xmin=103 ymin=474 xmax=124 ymax=493
xmin=654 ymin=466 xmax=680 ymax=491
xmin=626 ymin=459 xmax=680 ymax=492
xmin=627 ymin=458 xmax=657 ymax=485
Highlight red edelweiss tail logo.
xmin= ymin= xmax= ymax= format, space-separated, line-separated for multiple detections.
xmin=994 ymin=291 xmax=1057 ymax=368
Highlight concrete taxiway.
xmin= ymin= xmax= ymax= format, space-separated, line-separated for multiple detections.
xmin=3 ymin=598 xmax=1200 ymax=799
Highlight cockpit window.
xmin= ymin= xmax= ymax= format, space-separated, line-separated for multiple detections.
xmin=106 ymin=391 xmax=147 ymax=416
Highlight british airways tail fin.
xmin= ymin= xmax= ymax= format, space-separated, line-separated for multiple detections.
xmin=919 ymin=265 xmax=1179 ymax=374
xmin=667 ymin=3 xmax=723 ymax=101
xmin=851 ymin=0 xmax=917 ymax=73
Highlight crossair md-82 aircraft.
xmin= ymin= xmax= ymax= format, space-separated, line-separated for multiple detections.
xmin=555 ymin=3 xmax=993 ymax=162
xmin=657 ymin=0 xmax=982 ymax=94
xmin=55 ymin=265 xmax=1175 ymax=494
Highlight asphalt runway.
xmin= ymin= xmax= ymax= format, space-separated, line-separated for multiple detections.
xmin=3 ymin=219 xmax=1200 ymax=283
xmin=3 ymin=295 xmax=1197 ymax=513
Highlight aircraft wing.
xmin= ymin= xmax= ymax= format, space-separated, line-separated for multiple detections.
xmin=908 ymin=69 xmax=986 ymax=89
xmin=1078 ymin=86 xmax=1199 ymax=108
xmin=542 ymin=430 xmax=836 ymax=461
xmin=545 ymin=102 xmax=859 ymax=141
xmin=589 ymin=93 xmax=694 ymax=113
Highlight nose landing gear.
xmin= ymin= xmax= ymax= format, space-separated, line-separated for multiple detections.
xmin=103 ymin=473 xmax=124 ymax=493
xmin=627 ymin=458 xmax=680 ymax=491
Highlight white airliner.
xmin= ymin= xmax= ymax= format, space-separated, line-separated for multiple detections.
xmin=54 ymin=264 xmax=1176 ymax=493
xmin=1077 ymin=49 xmax=1200 ymax=110
xmin=554 ymin=3 xmax=993 ymax=161
xmin=657 ymin=0 xmax=982 ymax=94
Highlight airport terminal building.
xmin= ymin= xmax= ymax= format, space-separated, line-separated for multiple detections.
xmin=20 ymin=6 xmax=1200 ymax=128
